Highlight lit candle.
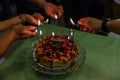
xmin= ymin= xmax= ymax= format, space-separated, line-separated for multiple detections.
xmin=35 ymin=29 xmax=37 ymax=33
xmin=38 ymin=18 xmax=41 ymax=27
xmin=70 ymin=31 xmax=74 ymax=41
xmin=55 ymin=14 xmax=58 ymax=25
xmin=34 ymin=25 xmax=40 ymax=42
xmin=40 ymin=30 xmax=43 ymax=40
xmin=37 ymin=18 xmax=43 ymax=41
xmin=71 ymin=31 xmax=73 ymax=36
xmin=40 ymin=30 xmax=43 ymax=47
xmin=52 ymin=32 xmax=55 ymax=40
xmin=67 ymin=36 xmax=70 ymax=40
xmin=55 ymin=14 xmax=58 ymax=20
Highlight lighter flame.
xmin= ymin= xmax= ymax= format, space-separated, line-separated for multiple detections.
xmin=70 ymin=18 xmax=75 ymax=25
xmin=45 ymin=18 xmax=49 ymax=23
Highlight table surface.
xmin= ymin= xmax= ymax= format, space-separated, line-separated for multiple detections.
xmin=1 ymin=24 xmax=120 ymax=80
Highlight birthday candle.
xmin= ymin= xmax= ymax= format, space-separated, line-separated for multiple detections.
xmin=68 ymin=36 xmax=70 ymax=40
xmin=55 ymin=14 xmax=58 ymax=19
xmin=35 ymin=29 xmax=37 ymax=33
xmin=55 ymin=14 xmax=58 ymax=25
xmin=52 ymin=32 xmax=55 ymax=36
xmin=35 ymin=29 xmax=40 ymax=42
xmin=40 ymin=30 xmax=43 ymax=39
xmin=52 ymin=32 xmax=55 ymax=40
xmin=38 ymin=19 xmax=41 ymax=26
xmin=37 ymin=18 xmax=43 ymax=40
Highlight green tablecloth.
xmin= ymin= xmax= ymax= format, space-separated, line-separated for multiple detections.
xmin=1 ymin=24 xmax=120 ymax=80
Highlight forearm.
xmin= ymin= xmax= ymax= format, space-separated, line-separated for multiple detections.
xmin=0 ymin=29 xmax=17 ymax=58
xmin=106 ymin=20 xmax=120 ymax=34
xmin=0 ymin=16 xmax=22 ymax=32
xmin=29 ymin=0 xmax=47 ymax=9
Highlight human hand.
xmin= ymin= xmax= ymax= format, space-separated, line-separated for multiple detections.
xmin=12 ymin=26 xmax=37 ymax=40
xmin=33 ymin=12 xmax=44 ymax=20
xmin=77 ymin=17 xmax=102 ymax=33
xmin=43 ymin=2 xmax=63 ymax=19
xmin=20 ymin=13 xmax=44 ymax=25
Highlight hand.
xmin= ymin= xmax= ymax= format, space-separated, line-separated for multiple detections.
xmin=20 ymin=13 xmax=44 ymax=25
xmin=77 ymin=17 xmax=102 ymax=33
xmin=33 ymin=12 xmax=44 ymax=20
xmin=43 ymin=2 xmax=63 ymax=19
xmin=12 ymin=25 xmax=37 ymax=40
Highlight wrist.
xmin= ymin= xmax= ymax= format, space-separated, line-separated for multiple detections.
xmin=19 ymin=14 xmax=27 ymax=24
xmin=95 ymin=19 xmax=103 ymax=32
xmin=101 ymin=18 xmax=111 ymax=33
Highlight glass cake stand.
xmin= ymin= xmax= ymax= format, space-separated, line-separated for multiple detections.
xmin=25 ymin=40 xmax=86 ymax=75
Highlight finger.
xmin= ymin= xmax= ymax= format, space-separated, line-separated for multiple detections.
xmin=24 ymin=14 xmax=38 ymax=25
xmin=90 ymin=30 xmax=96 ymax=34
xmin=23 ymin=31 xmax=37 ymax=38
xmin=79 ymin=26 xmax=84 ymax=31
xmin=29 ymin=17 xmax=38 ymax=25
xmin=22 ymin=35 xmax=31 ymax=39
xmin=22 ymin=31 xmax=35 ymax=38
xmin=33 ymin=12 xmax=44 ymax=20
xmin=83 ymin=27 xmax=89 ymax=32
xmin=45 ymin=9 xmax=55 ymax=19
xmin=57 ymin=11 xmax=63 ymax=18
xmin=23 ymin=26 xmax=36 ymax=31
xmin=78 ymin=19 xmax=87 ymax=25
xmin=32 ymin=32 xmax=37 ymax=36
xmin=57 ymin=8 xmax=63 ymax=18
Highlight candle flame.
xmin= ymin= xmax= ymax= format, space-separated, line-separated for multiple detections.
xmin=52 ymin=32 xmax=55 ymax=36
xmin=45 ymin=18 xmax=49 ymax=23
xmin=38 ymin=19 xmax=41 ymax=26
xmin=68 ymin=36 xmax=70 ymax=40
xmin=71 ymin=32 xmax=73 ymax=36
xmin=40 ymin=30 xmax=42 ymax=35
xmin=55 ymin=14 xmax=58 ymax=19
xmin=35 ymin=29 xmax=37 ymax=32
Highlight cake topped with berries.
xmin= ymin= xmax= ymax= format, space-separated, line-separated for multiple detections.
xmin=34 ymin=35 xmax=78 ymax=68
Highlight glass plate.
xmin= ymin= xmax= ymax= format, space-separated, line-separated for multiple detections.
xmin=25 ymin=44 xmax=86 ymax=75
